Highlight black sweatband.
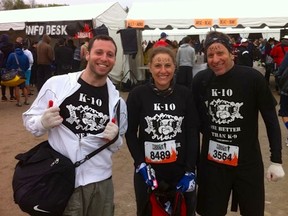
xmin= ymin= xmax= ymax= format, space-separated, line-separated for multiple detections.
xmin=204 ymin=37 xmax=233 ymax=54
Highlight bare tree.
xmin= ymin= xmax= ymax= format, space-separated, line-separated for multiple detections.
xmin=0 ymin=0 xmax=66 ymax=10
xmin=1 ymin=0 xmax=14 ymax=10
xmin=29 ymin=0 xmax=36 ymax=8
xmin=14 ymin=0 xmax=29 ymax=9
xmin=1 ymin=0 xmax=29 ymax=10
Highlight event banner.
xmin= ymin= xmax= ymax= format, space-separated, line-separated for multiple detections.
xmin=25 ymin=20 xmax=93 ymax=38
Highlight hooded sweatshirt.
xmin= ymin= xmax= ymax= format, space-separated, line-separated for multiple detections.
xmin=176 ymin=43 xmax=196 ymax=67
xmin=0 ymin=34 xmax=14 ymax=68
xmin=37 ymin=34 xmax=54 ymax=65
xmin=6 ymin=48 xmax=29 ymax=72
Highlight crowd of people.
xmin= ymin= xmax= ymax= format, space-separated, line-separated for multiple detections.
xmin=0 ymin=33 xmax=89 ymax=106
xmin=1 ymin=30 xmax=287 ymax=216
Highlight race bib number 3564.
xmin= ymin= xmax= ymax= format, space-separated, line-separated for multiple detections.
xmin=207 ymin=140 xmax=239 ymax=166
xmin=144 ymin=140 xmax=177 ymax=164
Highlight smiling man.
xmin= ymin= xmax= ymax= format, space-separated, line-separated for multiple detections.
xmin=22 ymin=35 xmax=128 ymax=216
xmin=192 ymin=31 xmax=285 ymax=216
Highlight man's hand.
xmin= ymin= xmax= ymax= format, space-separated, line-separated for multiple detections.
xmin=103 ymin=119 xmax=118 ymax=141
xmin=41 ymin=101 xmax=62 ymax=129
xmin=266 ymin=163 xmax=285 ymax=182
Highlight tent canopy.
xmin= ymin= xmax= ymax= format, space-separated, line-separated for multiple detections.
xmin=126 ymin=0 xmax=288 ymax=29
xmin=142 ymin=26 xmax=282 ymax=42
xmin=0 ymin=2 xmax=126 ymax=31
xmin=0 ymin=2 xmax=128 ymax=84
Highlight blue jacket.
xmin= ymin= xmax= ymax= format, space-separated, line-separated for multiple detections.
xmin=279 ymin=52 xmax=288 ymax=76
xmin=6 ymin=48 xmax=29 ymax=72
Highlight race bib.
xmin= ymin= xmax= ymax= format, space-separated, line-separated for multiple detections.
xmin=207 ymin=140 xmax=239 ymax=166
xmin=144 ymin=140 xmax=177 ymax=164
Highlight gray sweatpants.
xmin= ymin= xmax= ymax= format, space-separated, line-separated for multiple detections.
xmin=63 ymin=177 xmax=114 ymax=216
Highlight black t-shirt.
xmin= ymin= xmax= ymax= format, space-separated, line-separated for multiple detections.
xmin=59 ymin=78 xmax=109 ymax=138
xmin=126 ymin=83 xmax=199 ymax=185
xmin=192 ymin=65 xmax=281 ymax=167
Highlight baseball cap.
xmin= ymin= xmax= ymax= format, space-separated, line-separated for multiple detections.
xmin=160 ymin=32 xmax=168 ymax=38
xmin=241 ymin=38 xmax=248 ymax=43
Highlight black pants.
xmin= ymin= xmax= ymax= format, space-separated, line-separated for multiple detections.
xmin=264 ymin=63 xmax=274 ymax=85
xmin=196 ymin=161 xmax=264 ymax=216
xmin=1 ymin=86 xmax=14 ymax=98
xmin=36 ymin=64 xmax=52 ymax=92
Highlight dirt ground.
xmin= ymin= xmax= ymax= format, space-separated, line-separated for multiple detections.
xmin=0 ymin=69 xmax=288 ymax=216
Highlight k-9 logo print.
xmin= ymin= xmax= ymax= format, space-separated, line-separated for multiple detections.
xmin=145 ymin=113 xmax=183 ymax=141
xmin=209 ymin=99 xmax=243 ymax=124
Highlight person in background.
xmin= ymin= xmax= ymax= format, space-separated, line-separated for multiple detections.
xmin=192 ymin=31 xmax=285 ymax=216
xmin=236 ymin=38 xmax=253 ymax=67
xmin=171 ymin=40 xmax=179 ymax=56
xmin=23 ymin=40 xmax=34 ymax=96
xmin=199 ymin=39 xmax=205 ymax=56
xmin=153 ymin=32 xmax=171 ymax=48
xmin=252 ymin=38 xmax=262 ymax=64
xmin=277 ymin=52 xmax=288 ymax=146
xmin=29 ymin=41 xmax=38 ymax=90
xmin=36 ymin=34 xmax=54 ymax=92
xmin=141 ymin=40 xmax=148 ymax=52
xmin=15 ymin=37 xmax=23 ymax=45
xmin=126 ymin=46 xmax=199 ymax=216
xmin=22 ymin=35 xmax=127 ymax=216
xmin=270 ymin=35 xmax=288 ymax=68
xmin=79 ymin=37 xmax=90 ymax=70
xmin=67 ymin=39 xmax=76 ymax=54
xmin=176 ymin=36 xmax=196 ymax=89
xmin=264 ymin=37 xmax=276 ymax=85
xmin=0 ymin=33 xmax=16 ymax=101
xmin=270 ymin=35 xmax=288 ymax=92
xmin=54 ymin=38 xmax=73 ymax=75
xmin=72 ymin=43 xmax=81 ymax=72
xmin=6 ymin=42 xmax=29 ymax=107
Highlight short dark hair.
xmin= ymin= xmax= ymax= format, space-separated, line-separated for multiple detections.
xmin=88 ymin=35 xmax=117 ymax=55
xmin=182 ymin=36 xmax=191 ymax=44
xmin=58 ymin=38 xmax=65 ymax=46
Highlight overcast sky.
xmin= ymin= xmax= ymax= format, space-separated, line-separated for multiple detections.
xmin=27 ymin=0 xmax=166 ymax=8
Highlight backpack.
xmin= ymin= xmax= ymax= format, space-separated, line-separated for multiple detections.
xmin=149 ymin=189 xmax=186 ymax=216
xmin=146 ymin=181 xmax=187 ymax=216
xmin=12 ymin=141 xmax=75 ymax=216
xmin=0 ymin=49 xmax=4 ymax=68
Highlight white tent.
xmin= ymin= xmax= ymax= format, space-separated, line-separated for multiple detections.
xmin=142 ymin=27 xmax=282 ymax=43
xmin=127 ymin=0 xmax=288 ymax=42
xmin=126 ymin=0 xmax=288 ymax=29
xmin=0 ymin=2 xmax=125 ymax=31
xmin=0 ymin=2 xmax=128 ymax=83
xmin=125 ymin=0 xmax=288 ymax=83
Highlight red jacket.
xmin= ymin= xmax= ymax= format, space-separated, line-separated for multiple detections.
xmin=270 ymin=42 xmax=288 ymax=66
xmin=153 ymin=39 xmax=169 ymax=48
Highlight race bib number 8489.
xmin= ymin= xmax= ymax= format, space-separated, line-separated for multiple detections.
xmin=144 ymin=140 xmax=177 ymax=164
